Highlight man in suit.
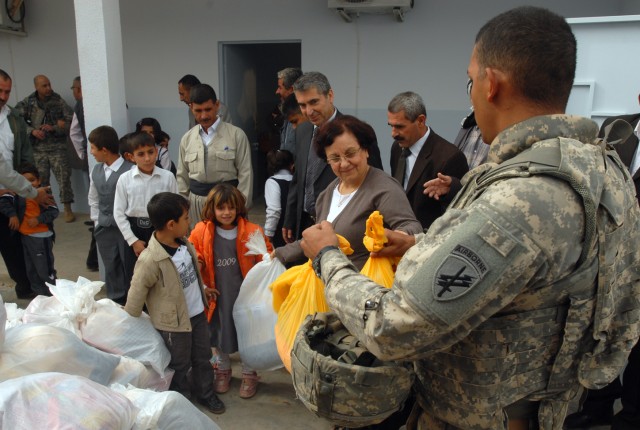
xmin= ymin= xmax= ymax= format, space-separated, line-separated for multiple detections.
xmin=564 ymin=100 xmax=640 ymax=430
xmin=282 ymin=71 xmax=383 ymax=243
xmin=388 ymin=91 xmax=469 ymax=229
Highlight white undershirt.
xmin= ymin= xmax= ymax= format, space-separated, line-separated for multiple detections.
xmin=0 ymin=105 xmax=15 ymax=188
xmin=630 ymin=121 xmax=640 ymax=177
xmin=326 ymin=184 xmax=358 ymax=223
xmin=171 ymin=244 xmax=204 ymax=318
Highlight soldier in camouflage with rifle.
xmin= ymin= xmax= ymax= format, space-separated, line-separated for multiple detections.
xmin=15 ymin=74 xmax=75 ymax=222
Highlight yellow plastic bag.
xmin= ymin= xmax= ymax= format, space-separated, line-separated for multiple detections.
xmin=271 ymin=235 xmax=353 ymax=372
xmin=360 ymin=211 xmax=398 ymax=289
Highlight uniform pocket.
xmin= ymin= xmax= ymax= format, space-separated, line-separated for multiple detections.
xmin=214 ymin=150 xmax=236 ymax=174
xmin=184 ymin=151 xmax=199 ymax=171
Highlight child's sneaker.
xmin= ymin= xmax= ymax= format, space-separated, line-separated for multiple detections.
xmin=214 ymin=368 xmax=232 ymax=394
xmin=239 ymin=371 xmax=259 ymax=399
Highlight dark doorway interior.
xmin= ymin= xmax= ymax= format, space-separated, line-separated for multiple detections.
xmin=219 ymin=41 xmax=301 ymax=202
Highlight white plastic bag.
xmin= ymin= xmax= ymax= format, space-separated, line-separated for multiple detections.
xmin=0 ymin=373 xmax=138 ymax=430
xmin=22 ymin=295 xmax=80 ymax=335
xmin=22 ymin=276 xmax=105 ymax=336
xmin=233 ymin=232 xmax=285 ymax=370
xmin=4 ymin=302 xmax=25 ymax=330
xmin=0 ymin=323 xmax=120 ymax=385
xmin=109 ymin=356 xmax=173 ymax=391
xmin=111 ymin=384 xmax=220 ymax=430
xmin=82 ymin=299 xmax=171 ymax=376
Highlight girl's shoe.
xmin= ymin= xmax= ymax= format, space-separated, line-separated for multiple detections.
xmin=239 ymin=372 xmax=259 ymax=399
xmin=214 ymin=368 xmax=232 ymax=394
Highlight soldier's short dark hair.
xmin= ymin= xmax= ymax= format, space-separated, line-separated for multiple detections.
xmin=178 ymin=74 xmax=201 ymax=89
xmin=88 ymin=126 xmax=119 ymax=154
xmin=147 ymin=192 xmax=190 ymax=230
xmin=18 ymin=163 xmax=40 ymax=179
xmin=0 ymin=69 xmax=11 ymax=81
xmin=277 ymin=67 xmax=303 ymax=89
xmin=128 ymin=131 xmax=156 ymax=151
xmin=190 ymin=84 xmax=217 ymax=105
xmin=475 ymin=6 xmax=576 ymax=110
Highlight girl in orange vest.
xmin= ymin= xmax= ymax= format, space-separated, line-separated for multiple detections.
xmin=189 ymin=183 xmax=272 ymax=399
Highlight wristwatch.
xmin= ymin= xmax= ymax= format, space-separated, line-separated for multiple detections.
xmin=312 ymin=245 xmax=339 ymax=278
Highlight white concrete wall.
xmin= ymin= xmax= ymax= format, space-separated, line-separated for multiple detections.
xmin=0 ymin=0 xmax=635 ymax=211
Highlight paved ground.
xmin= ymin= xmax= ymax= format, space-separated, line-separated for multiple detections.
xmin=0 ymin=207 xmax=332 ymax=429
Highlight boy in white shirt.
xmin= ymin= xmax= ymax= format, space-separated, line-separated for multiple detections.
xmin=114 ymin=132 xmax=178 ymax=295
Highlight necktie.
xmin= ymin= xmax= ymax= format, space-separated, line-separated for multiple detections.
xmin=304 ymin=127 xmax=323 ymax=216
xmin=394 ymin=147 xmax=410 ymax=189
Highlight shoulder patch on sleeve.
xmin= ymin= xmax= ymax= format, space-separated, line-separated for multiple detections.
xmin=433 ymin=244 xmax=488 ymax=301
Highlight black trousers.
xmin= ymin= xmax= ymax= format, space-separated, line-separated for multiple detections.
xmin=158 ymin=312 xmax=214 ymax=401
xmin=0 ymin=214 xmax=32 ymax=297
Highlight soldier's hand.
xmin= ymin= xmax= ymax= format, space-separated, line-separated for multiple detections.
xmin=34 ymin=187 xmax=55 ymax=206
xmin=370 ymin=229 xmax=416 ymax=258
xmin=423 ymin=173 xmax=452 ymax=201
xmin=56 ymin=119 xmax=66 ymax=129
xmin=301 ymin=221 xmax=339 ymax=260
xmin=32 ymin=129 xmax=46 ymax=140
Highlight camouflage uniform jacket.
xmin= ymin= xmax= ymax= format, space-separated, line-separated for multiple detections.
xmin=318 ymin=115 xmax=640 ymax=429
xmin=14 ymin=91 xmax=73 ymax=143
xmin=6 ymin=106 xmax=34 ymax=169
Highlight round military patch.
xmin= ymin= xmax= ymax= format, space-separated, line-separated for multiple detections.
xmin=433 ymin=245 xmax=487 ymax=301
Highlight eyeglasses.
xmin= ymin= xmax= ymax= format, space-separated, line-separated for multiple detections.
xmin=326 ymin=147 xmax=362 ymax=165
xmin=466 ymin=78 xmax=473 ymax=96
xmin=70 ymin=86 xmax=80 ymax=90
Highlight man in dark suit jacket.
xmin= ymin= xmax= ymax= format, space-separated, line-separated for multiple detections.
xmin=388 ymin=91 xmax=469 ymax=229
xmin=564 ymin=107 xmax=640 ymax=430
xmin=282 ymin=72 xmax=382 ymax=243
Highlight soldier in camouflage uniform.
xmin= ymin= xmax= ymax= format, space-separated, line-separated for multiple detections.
xmin=300 ymin=7 xmax=640 ymax=430
xmin=15 ymin=75 xmax=75 ymax=222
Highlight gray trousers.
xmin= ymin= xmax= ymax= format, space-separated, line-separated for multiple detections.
xmin=21 ymin=234 xmax=56 ymax=295
xmin=94 ymin=224 xmax=129 ymax=302
xmin=158 ymin=312 xmax=214 ymax=401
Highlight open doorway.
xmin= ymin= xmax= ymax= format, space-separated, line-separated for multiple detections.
xmin=219 ymin=41 xmax=301 ymax=201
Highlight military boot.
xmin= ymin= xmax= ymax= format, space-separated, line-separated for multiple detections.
xmin=63 ymin=203 xmax=76 ymax=223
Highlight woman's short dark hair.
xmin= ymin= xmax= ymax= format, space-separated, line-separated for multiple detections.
xmin=314 ymin=115 xmax=376 ymax=161
xmin=135 ymin=117 xmax=163 ymax=144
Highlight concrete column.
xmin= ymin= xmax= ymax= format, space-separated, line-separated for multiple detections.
xmin=73 ymin=0 xmax=128 ymax=149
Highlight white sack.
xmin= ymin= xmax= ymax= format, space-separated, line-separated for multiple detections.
xmin=111 ymin=384 xmax=220 ymax=430
xmin=233 ymin=232 xmax=285 ymax=371
xmin=0 ymin=372 xmax=138 ymax=430
xmin=109 ymin=356 xmax=173 ymax=391
xmin=0 ymin=323 xmax=120 ymax=385
xmin=82 ymin=299 xmax=171 ymax=376
xmin=4 ymin=302 xmax=25 ymax=329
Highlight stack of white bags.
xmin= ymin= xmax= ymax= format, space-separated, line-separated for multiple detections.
xmin=0 ymin=277 xmax=221 ymax=430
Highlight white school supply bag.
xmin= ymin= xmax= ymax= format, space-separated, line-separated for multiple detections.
xmin=233 ymin=231 xmax=285 ymax=371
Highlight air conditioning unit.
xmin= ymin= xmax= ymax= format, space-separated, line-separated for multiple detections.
xmin=0 ymin=0 xmax=27 ymax=36
xmin=328 ymin=0 xmax=414 ymax=23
